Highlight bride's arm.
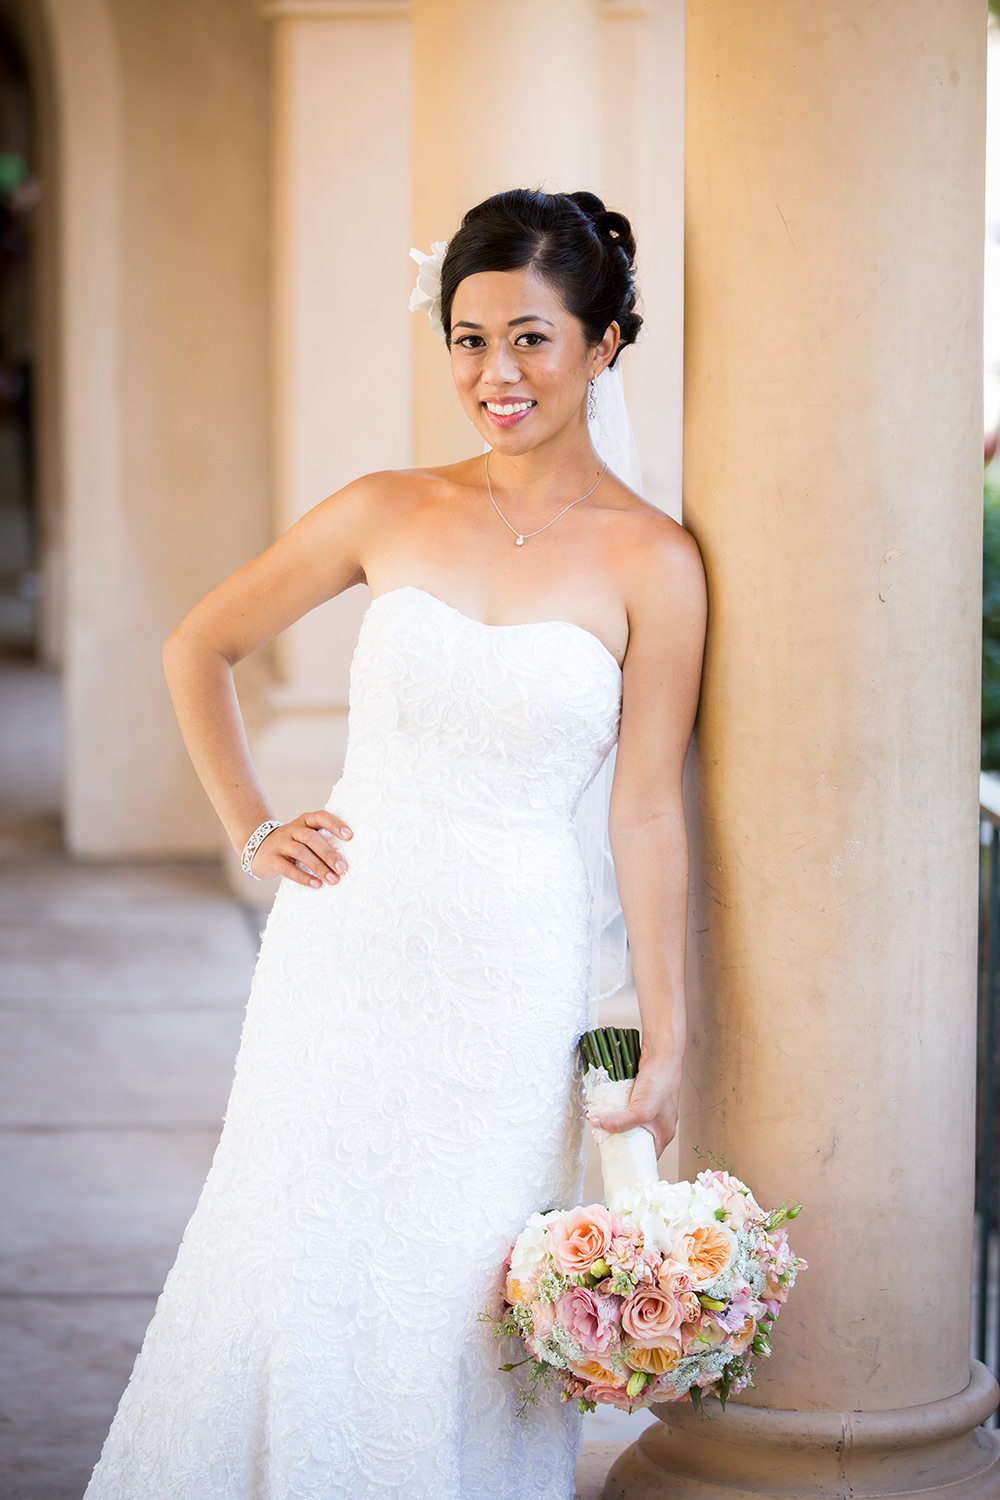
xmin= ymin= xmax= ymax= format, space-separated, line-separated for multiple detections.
xmin=161 ymin=473 xmax=385 ymax=887
xmin=586 ymin=518 xmax=707 ymax=1156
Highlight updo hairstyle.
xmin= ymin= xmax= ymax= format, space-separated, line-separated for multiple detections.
xmin=439 ymin=188 xmax=642 ymax=368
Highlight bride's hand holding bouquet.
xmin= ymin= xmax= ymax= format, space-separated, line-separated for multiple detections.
xmin=584 ymin=1046 xmax=682 ymax=1161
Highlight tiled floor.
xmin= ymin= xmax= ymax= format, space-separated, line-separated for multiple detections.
xmin=0 ymin=659 xmax=658 ymax=1499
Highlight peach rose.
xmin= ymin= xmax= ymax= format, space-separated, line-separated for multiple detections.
xmin=547 ymin=1204 xmax=619 ymax=1276
xmin=677 ymin=1290 xmax=702 ymax=1324
xmin=681 ymin=1317 xmax=727 ymax=1353
xmin=530 ymin=1299 xmax=555 ymax=1339
xmin=623 ymin=1339 xmax=683 ymax=1375
xmin=504 ymin=1271 xmax=537 ymax=1305
xmin=620 ymin=1285 xmax=684 ymax=1348
xmin=570 ymin=1357 xmax=628 ymax=1388
xmin=656 ymin=1256 xmax=694 ymax=1296
xmin=673 ymin=1224 xmax=735 ymax=1287
xmin=728 ymin=1314 xmax=756 ymax=1354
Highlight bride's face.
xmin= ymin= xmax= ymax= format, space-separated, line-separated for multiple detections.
xmin=449 ymin=265 xmax=608 ymax=454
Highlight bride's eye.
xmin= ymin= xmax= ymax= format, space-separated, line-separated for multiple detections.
xmin=455 ymin=335 xmax=486 ymax=350
xmin=515 ymin=333 xmax=547 ymax=347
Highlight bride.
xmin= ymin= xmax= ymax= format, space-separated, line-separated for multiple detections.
xmin=83 ymin=188 xmax=707 ymax=1500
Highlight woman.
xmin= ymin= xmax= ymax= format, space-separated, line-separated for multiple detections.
xmin=83 ymin=188 xmax=706 ymax=1500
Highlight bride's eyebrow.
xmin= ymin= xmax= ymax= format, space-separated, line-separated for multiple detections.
xmin=452 ymin=315 xmax=556 ymax=330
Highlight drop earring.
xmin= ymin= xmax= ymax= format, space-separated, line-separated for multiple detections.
xmin=587 ymin=379 xmax=597 ymax=422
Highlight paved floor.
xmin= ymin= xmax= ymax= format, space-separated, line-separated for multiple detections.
xmin=0 ymin=659 xmax=658 ymax=1500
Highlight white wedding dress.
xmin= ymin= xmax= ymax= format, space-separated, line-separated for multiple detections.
xmin=83 ymin=583 xmax=623 ymax=1500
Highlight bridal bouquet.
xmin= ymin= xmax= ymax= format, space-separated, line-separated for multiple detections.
xmin=482 ymin=1027 xmax=806 ymax=1416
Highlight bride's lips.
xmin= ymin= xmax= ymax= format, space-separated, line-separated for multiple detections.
xmin=482 ymin=400 xmax=536 ymax=429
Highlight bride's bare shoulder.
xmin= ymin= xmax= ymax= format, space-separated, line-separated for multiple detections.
xmin=319 ymin=460 xmax=480 ymax=521
xmin=596 ymin=482 xmax=704 ymax=622
xmin=599 ymin=478 xmax=698 ymax=561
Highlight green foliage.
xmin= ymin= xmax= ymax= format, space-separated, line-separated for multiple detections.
xmin=983 ymin=472 xmax=1000 ymax=769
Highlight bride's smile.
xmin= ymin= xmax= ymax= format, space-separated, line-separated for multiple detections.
xmin=449 ymin=264 xmax=611 ymax=468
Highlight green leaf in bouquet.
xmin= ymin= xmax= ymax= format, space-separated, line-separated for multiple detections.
xmin=689 ymin=1385 xmax=702 ymax=1413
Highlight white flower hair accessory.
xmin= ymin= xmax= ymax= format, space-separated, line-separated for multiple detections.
xmin=408 ymin=241 xmax=449 ymax=341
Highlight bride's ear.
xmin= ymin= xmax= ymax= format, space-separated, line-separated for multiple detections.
xmin=592 ymin=321 xmax=621 ymax=379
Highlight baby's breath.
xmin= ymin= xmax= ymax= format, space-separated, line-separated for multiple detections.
xmin=537 ymin=1264 xmax=569 ymax=1303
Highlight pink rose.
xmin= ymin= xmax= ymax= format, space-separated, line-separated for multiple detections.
xmin=621 ymin=1285 xmax=684 ymax=1348
xmin=556 ymin=1285 xmax=622 ymax=1357
xmin=583 ymin=1381 xmax=647 ymax=1410
xmin=547 ymin=1204 xmax=620 ymax=1276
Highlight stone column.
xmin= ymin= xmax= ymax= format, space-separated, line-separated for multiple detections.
xmin=607 ymin=3 xmax=1000 ymax=1497
xmin=246 ymin=0 xmax=412 ymax=885
xmin=410 ymin=0 xmax=601 ymax=466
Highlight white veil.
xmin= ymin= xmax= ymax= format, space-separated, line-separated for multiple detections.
xmin=573 ymin=360 xmax=641 ymax=1026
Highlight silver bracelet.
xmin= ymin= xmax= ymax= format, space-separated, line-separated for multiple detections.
xmin=241 ymin=819 xmax=281 ymax=879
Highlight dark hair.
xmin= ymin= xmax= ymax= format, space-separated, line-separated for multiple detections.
xmin=439 ymin=188 xmax=642 ymax=367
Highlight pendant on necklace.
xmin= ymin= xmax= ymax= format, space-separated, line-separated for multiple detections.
xmin=515 ymin=535 xmax=525 ymax=547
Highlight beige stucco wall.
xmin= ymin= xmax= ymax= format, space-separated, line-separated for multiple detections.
xmin=45 ymin=0 xmax=271 ymax=855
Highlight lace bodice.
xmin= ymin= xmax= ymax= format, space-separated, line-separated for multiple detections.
xmin=340 ymin=585 xmax=622 ymax=821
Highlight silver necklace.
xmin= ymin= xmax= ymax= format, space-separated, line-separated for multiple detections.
xmin=484 ymin=450 xmax=608 ymax=546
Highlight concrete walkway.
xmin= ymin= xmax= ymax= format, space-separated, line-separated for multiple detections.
xmin=0 ymin=660 xmax=656 ymax=1500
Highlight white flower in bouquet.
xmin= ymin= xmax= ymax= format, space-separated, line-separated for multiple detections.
xmin=608 ymin=1177 xmax=724 ymax=1254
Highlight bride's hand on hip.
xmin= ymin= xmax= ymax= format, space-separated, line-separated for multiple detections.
xmin=585 ymin=1056 xmax=682 ymax=1160
xmin=248 ymin=811 xmax=353 ymax=888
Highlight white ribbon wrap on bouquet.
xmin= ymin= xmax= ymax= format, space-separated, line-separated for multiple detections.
xmin=583 ymin=1065 xmax=659 ymax=1204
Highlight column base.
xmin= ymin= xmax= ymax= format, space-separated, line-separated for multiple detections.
xmin=602 ymin=1360 xmax=1000 ymax=1500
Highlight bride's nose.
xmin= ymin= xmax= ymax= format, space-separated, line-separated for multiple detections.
xmin=482 ymin=340 xmax=521 ymax=387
